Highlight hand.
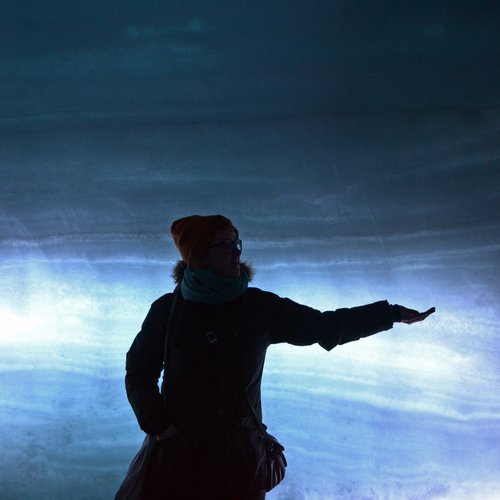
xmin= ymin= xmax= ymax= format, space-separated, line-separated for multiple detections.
xmin=399 ymin=306 xmax=435 ymax=324
xmin=155 ymin=424 xmax=179 ymax=441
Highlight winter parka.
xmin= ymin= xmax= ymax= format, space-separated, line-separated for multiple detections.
xmin=125 ymin=262 xmax=395 ymax=439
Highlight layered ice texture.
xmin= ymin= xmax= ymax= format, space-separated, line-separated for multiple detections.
xmin=1 ymin=1 xmax=499 ymax=498
xmin=1 ymin=112 xmax=499 ymax=499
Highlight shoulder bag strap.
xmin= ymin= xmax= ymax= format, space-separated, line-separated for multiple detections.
xmin=161 ymin=287 xmax=183 ymax=395
xmin=244 ymin=396 xmax=268 ymax=439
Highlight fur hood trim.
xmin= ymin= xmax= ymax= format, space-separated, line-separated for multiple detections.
xmin=171 ymin=260 xmax=254 ymax=285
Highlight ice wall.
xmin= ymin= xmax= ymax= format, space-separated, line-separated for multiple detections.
xmin=1 ymin=2 xmax=499 ymax=499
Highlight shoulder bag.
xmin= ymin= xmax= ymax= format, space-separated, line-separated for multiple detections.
xmin=244 ymin=396 xmax=287 ymax=492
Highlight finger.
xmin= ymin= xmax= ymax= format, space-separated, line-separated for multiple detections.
xmin=420 ymin=308 xmax=435 ymax=319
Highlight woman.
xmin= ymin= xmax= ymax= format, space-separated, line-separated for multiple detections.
xmin=124 ymin=214 xmax=435 ymax=499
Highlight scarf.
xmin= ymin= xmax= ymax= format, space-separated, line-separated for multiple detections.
xmin=180 ymin=267 xmax=249 ymax=304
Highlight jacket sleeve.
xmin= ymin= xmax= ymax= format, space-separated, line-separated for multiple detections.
xmin=257 ymin=290 xmax=394 ymax=351
xmin=125 ymin=294 xmax=171 ymax=435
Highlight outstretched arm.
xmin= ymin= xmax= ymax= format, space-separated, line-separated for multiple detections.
xmin=254 ymin=289 xmax=436 ymax=350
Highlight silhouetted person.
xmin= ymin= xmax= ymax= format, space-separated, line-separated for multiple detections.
xmin=124 ymin=214 xmax=435 ymax=499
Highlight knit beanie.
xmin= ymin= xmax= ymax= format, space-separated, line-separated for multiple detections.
xmin=170 ymin=214 xmax=236 ymax=264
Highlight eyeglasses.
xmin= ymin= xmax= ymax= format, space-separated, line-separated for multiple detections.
xmin=207 ymin=238 xmax=242 ymax=254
